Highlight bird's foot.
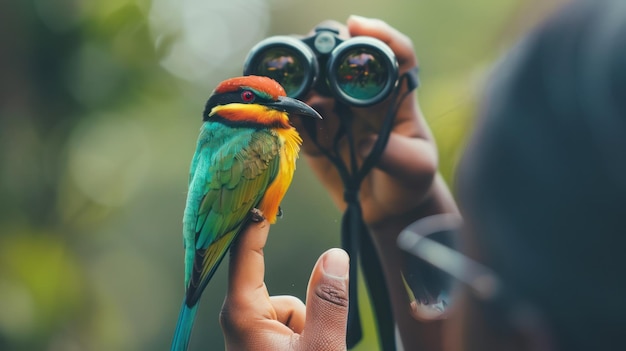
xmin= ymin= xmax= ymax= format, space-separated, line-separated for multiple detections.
xmin=250 ymin=208 xmax=265 ymax=222
xmin=277 ymin=206 xmax=283 ymax=218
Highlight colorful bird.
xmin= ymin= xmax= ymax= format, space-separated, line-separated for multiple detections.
xmin=171 ymin=76 xmax=322 ymax=351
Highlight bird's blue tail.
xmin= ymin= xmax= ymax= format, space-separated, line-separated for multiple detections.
xmin=170 ymin=300 xmax=199 ymax=351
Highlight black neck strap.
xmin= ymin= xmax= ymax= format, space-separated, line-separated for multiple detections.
xmin=302 ymin=67 xmax=419 ymax=350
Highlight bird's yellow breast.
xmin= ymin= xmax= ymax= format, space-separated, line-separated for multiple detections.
xmin=257 ymin=127 xmax=302 ymax=223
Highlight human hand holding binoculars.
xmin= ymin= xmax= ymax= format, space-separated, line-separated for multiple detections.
xmin=242 ymin=17 xmax=425 ymax=214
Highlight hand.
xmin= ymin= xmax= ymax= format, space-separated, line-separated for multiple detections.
xmin=293 ymin=15 xmax=450 ymax=228
xmin=291 ymin=16 xmax=456 ymax=351
xmin=220 ymin=219 xmax=350 ymax=351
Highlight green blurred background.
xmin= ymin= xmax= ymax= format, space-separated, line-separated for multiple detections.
xmin=0 ymin=0 xmax=565 ymax=350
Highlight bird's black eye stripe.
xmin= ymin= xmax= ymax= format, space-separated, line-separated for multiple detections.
xmin=203 ymin=91 xmax=274 ymax=120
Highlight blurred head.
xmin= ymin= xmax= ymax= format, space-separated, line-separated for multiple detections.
xmin=454 ymin=0 xmax=626 ymax=350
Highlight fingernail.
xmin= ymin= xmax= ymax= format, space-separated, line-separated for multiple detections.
xmin=348 ymin=14 xmax=368 ymax=22
xmin=322 ymin=249 xmax=350 ymax=279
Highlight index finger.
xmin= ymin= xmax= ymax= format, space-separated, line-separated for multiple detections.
xmin=227 ymin=220 xmax=270 ymax=300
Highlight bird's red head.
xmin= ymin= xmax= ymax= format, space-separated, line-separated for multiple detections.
xmin=214 ymin=76 xmax=286 ymax=100
xmin=203 ymin=76 xmax=321 ymax=127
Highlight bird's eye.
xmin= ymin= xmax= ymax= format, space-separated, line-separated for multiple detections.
xmin=241 ymin=90 xmax=255 ymax=103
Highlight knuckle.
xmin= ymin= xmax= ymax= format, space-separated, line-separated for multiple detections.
xmin=315 ymin=281 xmax=349 ymax=308
xmin=219 ymin=302 xmax=245 ymax=334
xmin=219 ymin=305 xmax=235 ymax=331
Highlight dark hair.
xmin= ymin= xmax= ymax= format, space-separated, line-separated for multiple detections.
xmin=457 ymin=0 xmax=626 ymax=349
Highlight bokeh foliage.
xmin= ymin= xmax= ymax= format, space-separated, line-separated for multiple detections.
xmin=0 ymin=0 xmax=563 ymax=350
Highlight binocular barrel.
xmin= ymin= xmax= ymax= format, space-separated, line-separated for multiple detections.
xmin=243 ymin=28 xmax=399 ymax=107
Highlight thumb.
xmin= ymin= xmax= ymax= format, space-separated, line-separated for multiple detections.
xmin=301 ymin=249 xmax=350 ymax=351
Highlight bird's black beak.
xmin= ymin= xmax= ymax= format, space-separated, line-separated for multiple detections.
xmin=267 ymin=96 xmax=322 ymax=119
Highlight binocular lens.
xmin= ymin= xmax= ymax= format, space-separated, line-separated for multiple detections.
xmin=403 ymin=227 xmax=455 ymax=320
xmin=334 ymin=49 xmax=390 ymax=101
xmin=327 ymin=37 xmax=398 ymax=106
xmin=243 ymin=36 xmax=317 ymax=99
xmin=398 ymin=214 xmax=463 ymax=321
xmin=248 ymin=47 xmax=307 ymax=98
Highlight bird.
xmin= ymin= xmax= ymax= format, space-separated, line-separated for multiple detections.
xmin=170 ymin=75 xmax=322 ymax=351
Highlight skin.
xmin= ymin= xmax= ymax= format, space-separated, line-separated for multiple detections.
xmin=220 ymin=15 xmax=458 ymax=350
xmin=221 ymin=220 xmax=350 ymax=351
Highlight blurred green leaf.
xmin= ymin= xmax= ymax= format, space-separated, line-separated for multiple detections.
xmin=0 ymin=231 xmax=85 ymax=348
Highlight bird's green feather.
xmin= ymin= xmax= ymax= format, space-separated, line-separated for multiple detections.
xmin=183 ymin=124 xmax=281 ymax=305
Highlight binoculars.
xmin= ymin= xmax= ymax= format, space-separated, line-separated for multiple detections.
xmin=243 ymin=26 xmax=399 ymax=107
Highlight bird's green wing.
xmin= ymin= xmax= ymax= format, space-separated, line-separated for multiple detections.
xmin=186 ymin=130 xmax=280 ymax=305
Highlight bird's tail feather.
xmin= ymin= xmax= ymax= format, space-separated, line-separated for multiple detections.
xmin=170 ymin=300 xmax=199 ymax=351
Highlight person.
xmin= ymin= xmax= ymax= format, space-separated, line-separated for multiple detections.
xmin=448 ymin=1 xmax=626 ymax=349
xmin=221 ymin=0 xmax=626 ymax=350
xmin=221 ymin=16 xmax=457 ymax=350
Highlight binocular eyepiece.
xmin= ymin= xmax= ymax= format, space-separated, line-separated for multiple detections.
xmin=243 ymin=27 xmax=399 ymax=107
